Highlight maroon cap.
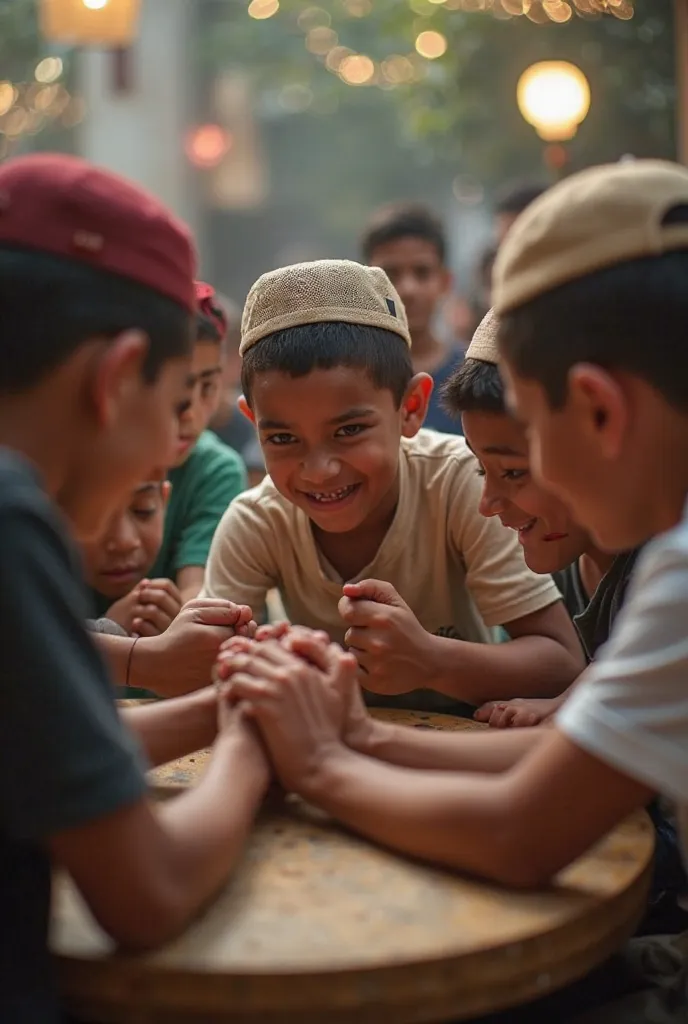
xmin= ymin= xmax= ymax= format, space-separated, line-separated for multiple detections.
xmin=195 ymin=280 xmax=228 ymax=339
xmin=0 ymin=153 xmax=196 ymax=312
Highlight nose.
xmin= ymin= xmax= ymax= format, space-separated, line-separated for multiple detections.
xmin=395 ymin=272 xmax=420 ymax=303
xmin=478 ymin=479 xmax=508 ymax=519
xmin=300 ymin=449 xmax=342 ymax=486
xmin=105 ymin=514 xmax=140 ymax=555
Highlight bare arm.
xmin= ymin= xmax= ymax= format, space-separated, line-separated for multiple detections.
xmin=428 ymin=602 xmax=585 ymax=704
xmin=359 ymin=717 xmax=545 ymax=772
xmin=297 ymin=729 xmax=652 ymax=887
xmin=51 ymin=714 xmax=269 ymax=950
xmin=120 ymin=688 xmax=217 ymax=768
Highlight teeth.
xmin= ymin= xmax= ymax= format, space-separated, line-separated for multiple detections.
xmin=309 ymin=485 xmax=355 ymax=503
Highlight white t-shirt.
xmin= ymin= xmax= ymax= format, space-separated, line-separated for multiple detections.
xmin=559 ymin=500 xmax=688 ymax=863
xmin=202 ymin=429 xmax=559 ymax=644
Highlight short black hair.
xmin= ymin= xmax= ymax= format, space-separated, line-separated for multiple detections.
xmin=494 ymin=180 xmax=547 ymax=217
xmin=361 ymin=202 xmax=447 ymax=264
xmin=241 ymin=322 xmax=413 ymax=408
xmin=442 ymin=358 xmax=506 ymax=417
xmin=0 ymin=246 xmax=192 ymax=394
xmin=499 ymin=248 xmax=688 ymax=413
xmin=196 ymin=311 xmax=222 ymax=344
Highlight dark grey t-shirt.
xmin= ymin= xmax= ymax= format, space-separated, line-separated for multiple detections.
xmin=0 ymin=451 xmax=147 ymax=1022
xmin=555 ymin=548 xmax=642 ymax=661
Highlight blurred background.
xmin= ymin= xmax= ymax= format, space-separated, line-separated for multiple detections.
xmin=0 ymin=0 xmax=680 ymax=333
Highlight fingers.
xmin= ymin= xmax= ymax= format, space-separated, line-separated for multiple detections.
xmin=183 ymin=599 xmax=254 ymax=628
xmin=341 ymin=579 xmax=401 ymax=606
xmin=338 ymin=596 xmax=388 ymax=628
xmin=511 ymin=710 xmax=542 ymax=728
xmin=254 ymin=622 xmax=291 ymax=642
xmin=136 ymin=585 xmax=181 ymax=623
xmin=474 ymin=702 xmax=502 ymax=724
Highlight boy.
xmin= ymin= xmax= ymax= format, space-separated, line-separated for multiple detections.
xmin=203 ymin=259 xmax=584 ymax=712
xmin=0 ymin=153 xmax=269 ymax=1022
xmin=362 ymin=202 xmax=465 ymax=435
xmin=150 ymin=281 xmax=248 ymax=602
xmin=211 ymin=295 xmax=265 ymax=488
xmin=219 ymin=160 xmax=688 ymax=1022
xmin=85 ymin=472 xmax=181 ymax=638
xmin=442 ymin=308 xmax=641 ymax=728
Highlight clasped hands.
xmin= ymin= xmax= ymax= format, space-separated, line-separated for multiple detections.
xmin=214 ymin=624 xmax=373 ymax=795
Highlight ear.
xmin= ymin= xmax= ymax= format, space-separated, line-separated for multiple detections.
xmin=567 ymin=364 xmax=628 ymax=460
xmin=401 ymin=373 xmax=433 ymax=438
xmin=238 ymin=394 xmax=255 ymax=424
xmin=90 ymin=330 xmax=149 ymax=429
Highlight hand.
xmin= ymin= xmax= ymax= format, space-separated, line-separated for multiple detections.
xmin=216 ymin=639 xmax=359 ymax=792
xmin=135 ymin=598 xmax=254 ymax=697
xmin=106 ymin=578 xmax=182 ymax=637
xmin=339 ymin=580 xmax=436 ymax=695
xmin=216 ymin=626 xmax=374 ymax=753
xmin=474 ymin=696 xmax=561 ymax=729
xmin=216 ymin=697 xmax=273 ymax=790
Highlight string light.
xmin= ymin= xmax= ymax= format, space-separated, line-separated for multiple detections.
xmin=248 ymin=0 xmax=279 ymax=19
xmin=415 ymin=30 xmax=448 ymax=59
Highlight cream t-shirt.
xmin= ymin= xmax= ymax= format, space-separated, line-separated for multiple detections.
xmin=203 ymin=428 xmax=559 ymax=647
xmin=559 ymin=499 xmax=688 ymax=868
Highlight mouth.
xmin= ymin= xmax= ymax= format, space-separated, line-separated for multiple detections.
xmin=177 ymin=436 xmax=195 ymax=453
xmin=100 ymin=566 xmax=143 ymax=582
xmin=543 ymin=532 xmax=569 ymax=542
xmin=300 ymin=483 xmax=361 ymax=510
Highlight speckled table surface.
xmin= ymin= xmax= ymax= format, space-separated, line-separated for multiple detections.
xmin=52 ymin=708 xmax=654 ymax=1023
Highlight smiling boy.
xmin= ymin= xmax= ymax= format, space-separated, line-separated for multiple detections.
xmin=203 ymin=259 xmax=583 ymax=712
xmin=218 ymin=160 xmax=688 ymax=1022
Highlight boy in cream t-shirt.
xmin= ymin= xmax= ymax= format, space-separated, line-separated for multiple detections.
xmin=203 ymin=260 xmax=583 ymax=712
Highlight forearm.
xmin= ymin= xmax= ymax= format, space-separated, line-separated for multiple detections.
xmin=360 ymin=718 xmax=546 ymax=772
xmin=426 ymin=634 xmax=582 ymax=705
xmin=156 ymin=731 xmax=269 ymax=925
xmin=298 ymin=748 xmax=532 ymax=885
xmin=122 ymin=689 xmax=217 ymax=767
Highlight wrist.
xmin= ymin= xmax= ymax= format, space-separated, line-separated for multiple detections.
xmin=293 ymin=741 xmax=357 ymax=802
xmin=418 ymin=632 xmax=450 ymax=691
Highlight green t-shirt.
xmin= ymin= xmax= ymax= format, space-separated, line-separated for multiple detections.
xmin=151 ymin=430 xmax=247 ymax=581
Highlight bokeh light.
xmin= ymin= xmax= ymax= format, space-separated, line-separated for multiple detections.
xmin=339 ymin=54 xmax=375 ymax=85
xmin=185 ymin=124 xmax=232 ymax=168
xmin=35 ymin=57 xmax=64 ymax=84
xmin=517 ymin=60 xmax=590 ymax=140
xmin=248 ymin=0 xmax=279 ymax=19
xmin=82 ymin=0 xmax=109 ymax=9
xmin=415 ymin=31 xmax=448 ymax=59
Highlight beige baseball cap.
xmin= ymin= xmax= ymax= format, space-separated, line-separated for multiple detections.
xmin=493 ymin=159 xmax=688 ymax=314
xmin=465 ymin=307 xmax=499 ymax=364
xmin=240 ymin=259 xmax=411 ymax=357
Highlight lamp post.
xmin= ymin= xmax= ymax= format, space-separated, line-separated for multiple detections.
xmin=516 ymin=60 xmax=591 ymax=179
xmin=40 ymin=0 xmax=141 ymax=47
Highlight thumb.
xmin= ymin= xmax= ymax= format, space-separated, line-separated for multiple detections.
xmin=342 ymin=579 xmax=404 ymax=607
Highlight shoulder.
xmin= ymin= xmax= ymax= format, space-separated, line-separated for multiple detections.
xmin=402 ymin=428 xmax=475 ymax=475
xmin=0 ymin=450 xmax=72 ymax=563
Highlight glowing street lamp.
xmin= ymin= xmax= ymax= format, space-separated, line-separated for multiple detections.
xmin=517 ymin=60 xmax=590 ymax=177
xmin=517 ymin=60 xmax=590 ymax=142
xmin=40 ymin=0 xmax=142 ymax=47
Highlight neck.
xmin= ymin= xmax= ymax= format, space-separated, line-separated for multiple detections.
xmin=578 ymin=547 xmax=616 ymax=600
xmin=0 ymin=393 xmax=72 ymax=500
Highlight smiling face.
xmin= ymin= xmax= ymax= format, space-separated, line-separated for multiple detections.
xmin=462 ymin=408 xmax=591 ymax=574
xmin=367 ymin=236 xmax=450 ymax=339
xmin=175 ymin=339 xmax=223 ymax=466
xmin=246 ymin=366 xmax=428 ymax=537
xmin=82 ymin=477 xmax=168 ymax=598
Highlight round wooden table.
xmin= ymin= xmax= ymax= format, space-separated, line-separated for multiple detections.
xmin=52 ymin=709 xmax=654 ymax=1024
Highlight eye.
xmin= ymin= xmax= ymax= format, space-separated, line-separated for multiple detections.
xmin=475 ymin=465 xmax=486 ymax=478
xmin=265 ymin=432 xmax=297 ymax=446
xmin=502 ymin=468 xmax=528 ymax=482
xmin=335 ymin=423 xmax=367 ymax=438
xmin=132 ymin=508 xmax=157 ymax=521
xmin=202 ymin=380 xmax=219 ymax=399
